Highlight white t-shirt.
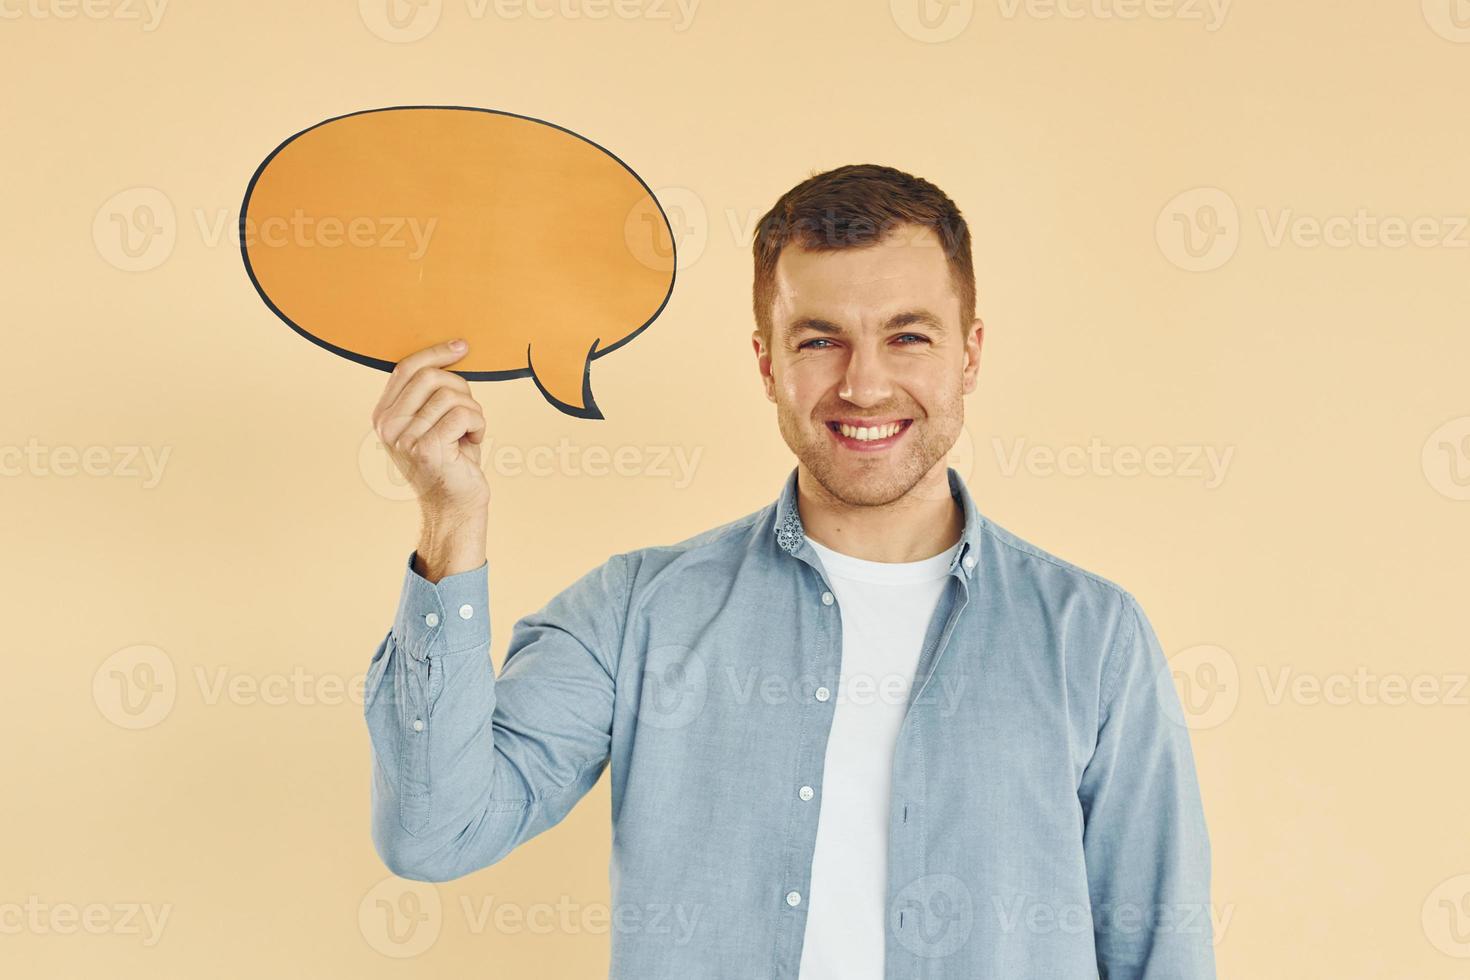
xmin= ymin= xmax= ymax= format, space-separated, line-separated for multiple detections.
xmin=796 ymin=532 xmax=962 ymax=980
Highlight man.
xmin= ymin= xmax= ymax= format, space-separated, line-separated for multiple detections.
xmin=364 ymin=164 xmax=1216 ymax=979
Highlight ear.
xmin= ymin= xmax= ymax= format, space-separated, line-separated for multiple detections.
xmin=752 ymin=329 xmax=776 ymax=402
xmin=962 ymin=316 xmax=983 ymax=395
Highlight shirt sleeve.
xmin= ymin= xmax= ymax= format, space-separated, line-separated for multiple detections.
xmin=1077 ymin=591 xmax=1217 ymax=979
xmin=363 ymin=548 xmax=628 ymax=882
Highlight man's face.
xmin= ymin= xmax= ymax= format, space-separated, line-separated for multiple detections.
xmin=753 ymin=223 xmax=982 ymax=507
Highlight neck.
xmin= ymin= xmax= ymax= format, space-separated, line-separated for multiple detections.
xmin=795 ymin=461 xmax=964 ymax=563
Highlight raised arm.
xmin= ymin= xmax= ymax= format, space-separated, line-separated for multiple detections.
xmin=362 ymin=338 xmax=625 ymax=882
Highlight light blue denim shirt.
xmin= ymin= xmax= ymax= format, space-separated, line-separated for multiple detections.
xmin=364 ymin=465 xmax=1215 ymax=979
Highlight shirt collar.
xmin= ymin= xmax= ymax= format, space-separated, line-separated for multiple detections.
xmin=771 ymin=464 xmax=983 ymax=581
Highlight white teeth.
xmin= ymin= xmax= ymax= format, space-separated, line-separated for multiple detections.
xmin=838 ymin=421 xmax=903 ymax=441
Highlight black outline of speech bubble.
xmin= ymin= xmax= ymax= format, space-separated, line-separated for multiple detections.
xmin=239 ymin=105 xmax=678 ymax=420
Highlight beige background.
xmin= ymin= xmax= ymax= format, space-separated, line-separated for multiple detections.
xmin=4 ymin=0 xmax=1469 ymax=976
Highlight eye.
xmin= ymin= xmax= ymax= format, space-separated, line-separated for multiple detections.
xmin=797 ymin=338 xmax=834 ymax=350
xmin=895 ymin=333 xmax=929 ymax=345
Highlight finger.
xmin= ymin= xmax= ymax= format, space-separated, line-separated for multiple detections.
xmin=377 ymin=369 xmax=471 ymax=445
xmin=424 ymin=404 xmax=485 ymax=458
xmin=372 ymin=338 xmax=468 ymax=422
xmin=387 ymin=387 xmax=477 ymax=452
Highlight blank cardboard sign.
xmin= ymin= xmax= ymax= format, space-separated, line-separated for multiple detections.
xmin=240 ymin=106 xmax=676 ymax=419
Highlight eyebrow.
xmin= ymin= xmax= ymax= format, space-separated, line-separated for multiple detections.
xmin=787 ymin=310 xmax=944 ymax=336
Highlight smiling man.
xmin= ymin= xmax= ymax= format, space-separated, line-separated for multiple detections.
xmin=364 ymin=164 xmax=1216 ymax=979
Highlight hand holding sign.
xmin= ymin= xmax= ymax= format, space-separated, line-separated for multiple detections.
xmin=241 ymin=106 xmax=676 ymax=419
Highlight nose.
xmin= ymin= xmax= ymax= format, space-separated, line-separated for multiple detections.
xmin=837 ymin=340 xmax=893 ymax=405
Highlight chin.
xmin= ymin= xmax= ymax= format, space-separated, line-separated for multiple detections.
xmin=803 ymin=450 xmax=927 ymax=507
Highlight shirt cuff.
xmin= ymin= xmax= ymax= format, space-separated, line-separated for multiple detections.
xmin=392 ymin=549 xmax=490 ymax=660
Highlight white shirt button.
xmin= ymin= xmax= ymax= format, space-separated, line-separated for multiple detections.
xmin=458 ymin=603 xmax=474 ymax=620
xmin=962 ymin=554 xmax=976 ymax=569
xmin=815 ymin=686 xmax=831 ymax=702
xmin=798 ymin=785 xmax=814 ymax=801
xmin=411 ymin=719 xmax=424 ymax=732
xmin=785 ymin=890 xmax=802 ymax=907
xmin=821 ymin=591 xmax=834 ymax=605
xmin=424 ymin=612 xmax=440 ymax=627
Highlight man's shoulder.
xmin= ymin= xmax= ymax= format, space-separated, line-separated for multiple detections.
xmin=614 ymin=502 xmax=772 ymax=578
xmin=976 ymin=513 xmax=1138 ymax=613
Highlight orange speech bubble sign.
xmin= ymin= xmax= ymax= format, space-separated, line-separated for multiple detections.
xmin=240 ymin=106 xmax=676 ymax=419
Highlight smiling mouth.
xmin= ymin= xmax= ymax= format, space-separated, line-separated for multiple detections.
xmin=826 ymin=418 xmax=913 ymax=449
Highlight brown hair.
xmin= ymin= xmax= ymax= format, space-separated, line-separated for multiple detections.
xmin=751 ymin=163 xmax=975 ymax=346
